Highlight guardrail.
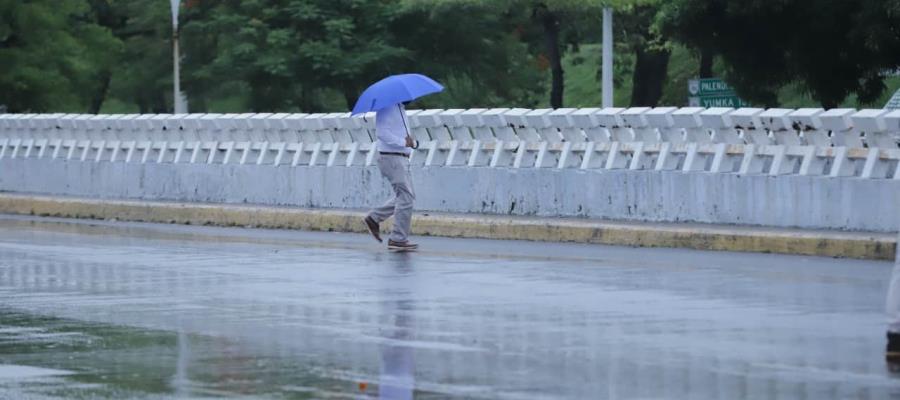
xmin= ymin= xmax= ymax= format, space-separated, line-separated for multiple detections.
xmin=1 ymin=107 xmax=899 ymax=179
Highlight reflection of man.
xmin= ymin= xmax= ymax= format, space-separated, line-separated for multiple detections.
xmin=379 ymin=253 xmax=415 ymax=399
xmin=380 ymin=300 xmax=414 ymax=400
xmin=364 ymin=102 xmax=419 ymax=252
xmin=886 ymin=232 xmax=900 ymax=366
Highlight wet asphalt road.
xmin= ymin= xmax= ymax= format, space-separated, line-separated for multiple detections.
xmin=0 ymin=215 xmax=896 ymax=399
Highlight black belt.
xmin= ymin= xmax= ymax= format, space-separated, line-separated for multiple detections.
xmin=379 ymin=152 xmax=409 ymax=158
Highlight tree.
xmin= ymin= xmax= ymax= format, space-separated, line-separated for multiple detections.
xmin=103 ymin=0 xmax=177 ymax=113
xmin=180 ymin=0 xmax=410 ymax=111
xmin=658 ymin=0 xmax=900 ymax=107
xmin=85 ymin=0 xmax=131 ymax=113
xmin=615 ymin=2 xmax=669 ymax=106
xmin=393 ymin=2 xmax=545 ymax=108
xmin=532 ymin=3 xmax=566 ymax=108
xmin=0 ymin=0 xmax=119 ymax=112
xmin=179 ymin=0 xmax=545 ymax=112
xmin=406 ymin=0 xmax=653 ymax=108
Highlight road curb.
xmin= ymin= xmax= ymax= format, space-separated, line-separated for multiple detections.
xmin=0 ymin=193 xmax=894 ymax=260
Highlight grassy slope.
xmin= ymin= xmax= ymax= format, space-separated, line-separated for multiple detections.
xmin=559 ymin=43 xmax=900 ymax=109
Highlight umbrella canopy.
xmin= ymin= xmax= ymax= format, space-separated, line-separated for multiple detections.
xmin=351 ymin=74 xmax=444 ymax=115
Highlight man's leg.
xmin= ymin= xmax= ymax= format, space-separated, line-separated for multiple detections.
xmin=368 ymin=196 xmax=396 ymax=224
xmin=364 ymin=156 xmax=398 ymax=242
xmin=366 ymin=155 xmax=416 ymax=247
xmin=364 ymin=196 xmax=394 ymax=242
xmin=374 ymin=156 xmax=415 ymax=245
xmin=389 ymin=182 xmax=414 ymax=242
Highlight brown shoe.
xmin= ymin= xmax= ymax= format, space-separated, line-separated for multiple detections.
xmin=888 ymin=332 xmax=900 ymax=371
xmin=388 ymin=239 xmax=418 ymax=251
xmin=364 ymin=216 xmax=382 ymax=242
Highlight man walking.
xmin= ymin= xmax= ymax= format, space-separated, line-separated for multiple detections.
xmin=364 ymin=102 xmax=419 ymax=251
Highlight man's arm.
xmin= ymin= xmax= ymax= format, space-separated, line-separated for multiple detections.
xmin=400 ymin=104 xmax=417 ymax=148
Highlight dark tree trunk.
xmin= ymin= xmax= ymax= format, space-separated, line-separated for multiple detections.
xmin=699 ymin=47 xmax=714 ymax=78
xmin=297 ymin=86 xmax=318 ymax=113
xmin=88 ymin=70 xmax=112 ymax=114
xmin=343 ymin=86 xmax=358 ymax=111
xmin=630 ymin=47 xmax=670 ymax=107
xmin=535 ymin=5 xmax=564 ymax=109
xmin=152 ymin=92 xmax=168 ymax=114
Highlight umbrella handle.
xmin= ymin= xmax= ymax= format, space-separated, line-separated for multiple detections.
xmin=398 ymin=104 xmax=418 ymax=149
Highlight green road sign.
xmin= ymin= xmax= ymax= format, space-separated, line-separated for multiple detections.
xmin=688 ymin=95 xmax=748 ymax=108
xmin=687 ymin=78 xmax=748 ymax=108
xmin=688 ymin=78 xmax=735 ymax=96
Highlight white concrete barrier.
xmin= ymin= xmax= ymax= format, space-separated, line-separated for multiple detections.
xmin=0 ymin=107 xmax=899 ymax=232
xmin=2 ymin=107 xmax=896 ymax=179
xmin=2 ymin=158 xmax=898 ymax=232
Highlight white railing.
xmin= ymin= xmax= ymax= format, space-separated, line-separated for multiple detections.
xmin=1 ymin=107 xmax=899 ymax=179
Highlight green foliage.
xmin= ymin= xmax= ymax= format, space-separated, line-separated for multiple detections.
xmin=658 ymin=0 xmax=900 ymax=107
xmin=101 ymin=0 xmax=174 ymax=113
xmin=394 ymin=4 xmax=545 ymax=108
xmin=0 ymin=0 xmax=119 ymax=112
xmin=180 ymin=0 xmax=544 ymax=111
xmin=189 ymin=0 xmax=411 ymax=111
xmin=3 ymin=0 xmax=899 ymax=112
xmin=402 ymin=0 xmax=650 ymax=13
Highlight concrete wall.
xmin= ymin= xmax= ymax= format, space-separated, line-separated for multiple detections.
xmin=2 ymin=159 xmax=898 ymax=232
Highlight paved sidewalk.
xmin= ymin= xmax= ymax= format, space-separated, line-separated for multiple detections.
xmin=0 ymin=193 xmax=894 ymax=260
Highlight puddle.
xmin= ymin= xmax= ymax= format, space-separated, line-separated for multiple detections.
xmin=0 ymin=364 xmax=73 ymax=379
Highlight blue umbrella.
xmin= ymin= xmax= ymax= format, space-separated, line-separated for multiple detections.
xmin=351 ymin=73 xmax=444 ymax=115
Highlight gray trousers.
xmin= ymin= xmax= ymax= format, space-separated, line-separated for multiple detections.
xmin=368 ymin=154 xmax=415 ymax=242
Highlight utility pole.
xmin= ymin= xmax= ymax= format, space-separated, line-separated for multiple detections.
xmin=602 ymin=7 xmax=613 ymax=108
xmin=170 ymin=0 xmax=187 ymax=113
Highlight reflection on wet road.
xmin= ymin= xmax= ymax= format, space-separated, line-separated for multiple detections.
xmin=0 ymin=215 xmax=897 ymax=399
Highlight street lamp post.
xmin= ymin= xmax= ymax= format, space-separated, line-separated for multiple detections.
xmin=602 ymin=7 xmax=613 ymax=108
xmin=170 ymin=0 xmax=187 ymax=113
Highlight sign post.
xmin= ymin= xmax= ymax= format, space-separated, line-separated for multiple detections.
xmin=170 ymin=0 xmax=187 ymax=114
xmin=601 ymin=8 xmax=613 ymax=108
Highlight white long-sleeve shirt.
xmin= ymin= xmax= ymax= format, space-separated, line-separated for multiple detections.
xmin=375 ymin=103 xmax=412 ymax=155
